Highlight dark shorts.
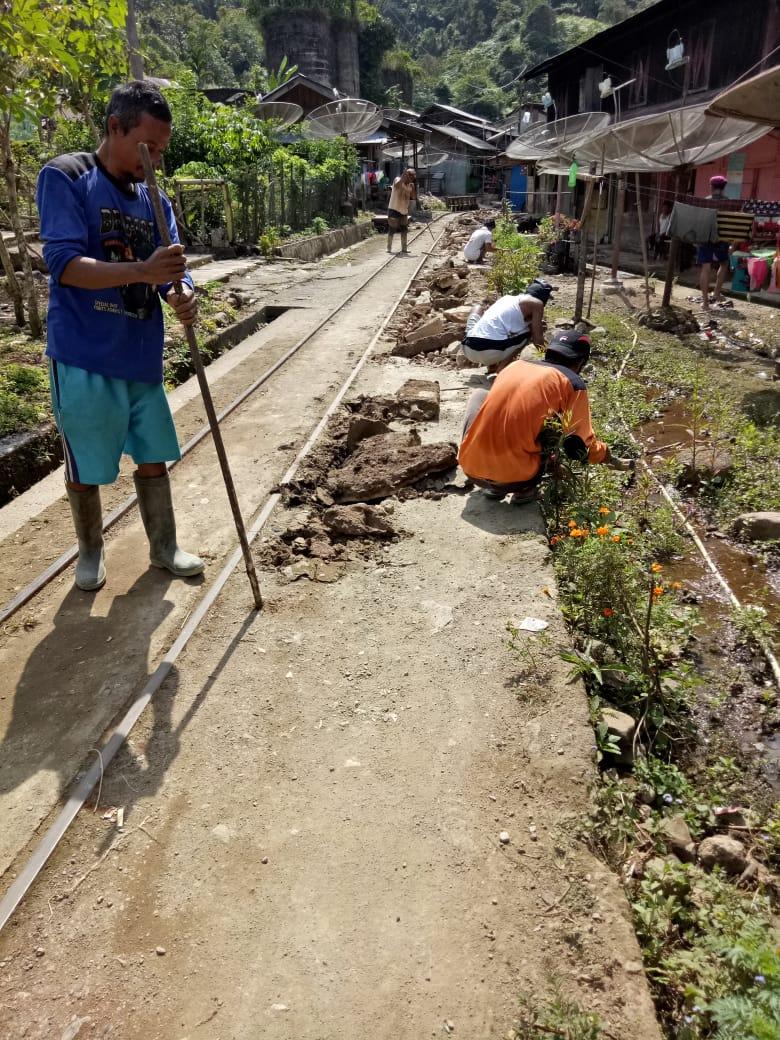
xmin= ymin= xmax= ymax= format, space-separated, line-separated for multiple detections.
xmin=697 ymin=241 xmax=729 ymax=265
xmin=387 ymin=208 xmax=409 ymax=231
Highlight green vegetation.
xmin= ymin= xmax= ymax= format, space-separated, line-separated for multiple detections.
xmin=0 ymin=352 xmax=50 ymax=436
xmin=523 ymin=310 xmax=780 ymax=1039
xmin=514 ymin=991 xmax=604 ymax=1038
xmin=488 ymin=202 xmax=543 ymax=295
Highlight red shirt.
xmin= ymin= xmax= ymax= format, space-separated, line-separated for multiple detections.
xmin=459 ymin=359 xmax=607 ymax=484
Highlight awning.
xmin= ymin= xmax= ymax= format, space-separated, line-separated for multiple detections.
xmin=427 ymin=124 xmax=497 ymax=154
xmin=706 ymin=67 xmax=780 ymax=127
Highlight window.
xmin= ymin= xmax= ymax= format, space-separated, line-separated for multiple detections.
xmin=628 ymin=48 xmax=650 ymax=108
xmin=686 ymin=21 xmax=715 ymax=93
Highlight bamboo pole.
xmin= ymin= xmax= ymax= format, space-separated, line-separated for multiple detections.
xmin=634 ymin=172 xmax=652 ymax=312
xmin=573 ymin=172 xmax=597 ymax=322
xmin=139 ymin=145 xmax=263 ymax=610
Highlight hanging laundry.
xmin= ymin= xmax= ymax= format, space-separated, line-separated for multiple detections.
xmin=669 ymin=202 xmax=718 ymax=244
xmin=746 ymin=256 xmax=769 ymax=292
xmin=768 ymin=256 xmax=780 ymax=294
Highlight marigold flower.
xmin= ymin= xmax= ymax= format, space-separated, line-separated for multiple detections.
xmin=652 ymin=585 xmax=664 ymax=598
xmin=598 ymin=506 xmax=611 ymax=516
xmin=569 ymin=528 xmax=582 ymax=538
xmin=651 ymin=562 xmax=663 ymax=574
xmin=602 ymin=607 xmax=614 ymax=617
xmin=671 ymin=581 xmax=682 ymax=590
xmin=611 ymin=535 xmax=621 ymax=543
xmin=596 ymin=525 xmax=610 ymax=537
xmin=568 ymin=519 xmax=577 ymax=528
xmin=550 ymin=535 xmax=560 ymax=545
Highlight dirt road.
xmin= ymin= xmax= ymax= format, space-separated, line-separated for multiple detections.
xmin=0 ymin=227 xmax=661 ymax=1039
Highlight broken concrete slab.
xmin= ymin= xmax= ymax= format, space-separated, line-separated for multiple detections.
xmin=396 ymin=379 xmax=440 ymax=421
xmin=405 ymin=314 xmax=446 ymax=345
xmin=323 ymin=504 xmax=395 ymax=539
xmin=442 ymin=306 xmax=473 ymax=324
xmin=346 ymin=416 xmax=391 ymax=451
xmin=391 ymin=331 xmax=459 ymax=358
xmin=329 ymin=430 xmax=457 ymax=504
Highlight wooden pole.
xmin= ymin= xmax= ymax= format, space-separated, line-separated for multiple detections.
xmin=609 ymin=175 xmax=626 ymax=282
xmin=573 ymin=171 xmax=597 ymax=322
xmin=138 ymin=145 xmax=263 ymax=610
xmin=662 ymin=238 xmax=680 ymax=307
xmin=586 ymin=179 xmax=603 ymax=318
xmin=634 ymin=172 xmax=652 ymax=312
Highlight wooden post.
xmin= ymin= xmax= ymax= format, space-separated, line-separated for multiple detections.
xmin=662 ymin=238 xmax=680 ymax=307
xmin=223 ymin=182 xmax=234 ymax=243
xmin=609 ymin=175 xmax=626 ymax=282
xmin=634 ymin=172 xmax=652 ymax=312
xmin=269 ymin=177 xmax=276 ymax=227
xmin=573 ymin=171 xmax=597 ymax=322
xmin=555 ymin=175 xmax=563 ymax=222
xmin=279 ymin=162 xmax=285 ymax=227
xmin=586 ymin=180 xmax=603 ymax=318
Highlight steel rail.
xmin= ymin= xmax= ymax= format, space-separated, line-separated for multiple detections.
xmin=0 ymin=223 xmax=447 ymax=931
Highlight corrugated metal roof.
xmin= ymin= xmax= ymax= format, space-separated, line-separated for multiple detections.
xmin=428 ymin=124 xmax=498 ymax=153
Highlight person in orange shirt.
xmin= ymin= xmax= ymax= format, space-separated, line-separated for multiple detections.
xmin=459 ymin=329 xmax=629 ymax=503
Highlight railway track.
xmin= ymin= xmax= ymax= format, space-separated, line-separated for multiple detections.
xmin=0 ymin=220 xmax=448 ymax=931
xmin=0 ymin=218 xmax=444 ymax=629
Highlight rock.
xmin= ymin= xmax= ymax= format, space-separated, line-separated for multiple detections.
xmin=444 ymin=340 xmax=462 ymax=357
xmin=404 ymin=313 xmax=446 ymax=345
xmin=499 ymin=831 xmax=511 ymax=845
xmin=396 ymin=379 xmax=440 ymax=421
xmin=442 ymin=305 xmax=472 ymax=324
xmin=637 ymin=306 xmax=699 ymax=336
xmin=676 ymin=446 xmax=733 ymax=485
xmin=211 ymin=823 xmax=232 ymax=843
xmin=732 ymin=511 xmax=780 ymax=542
xmin=392 ymin=329 xmax=457 ymax=358
xmin=309 ymin=538 xmax=337 ymax=560
xmin=283 ymin=560 xmax=316 ymax=582
xmin=346 ymin=417 xmax=390 ymax=451
xmin=601 ymin=707 xmax=636 ymax=765
xmin=323 ymin=504 xmax=395 ymax=539
xmin=292 ymin=536 xmax=307 ymax=552
xmin=415 ymin=290 xmax=432 ymax=306
xmin=432 ymin=271 xmax=458 ymax=292
xmin=451 ymin=279 xmax=469 ymax=299
xmin=659 ymin=814 xmax=696 ymax=862
xmin=329 ymin=432 xmax=457 ymax=503
xmin=315 ymin=487 xmax=335 ymax=508
xmin=212 ymin=311 xmax=231 ymax=327
xmin=698 ymin=834 xmax=748 ymax=875
xmin=156 ymin=946 xmax=166 ymax=956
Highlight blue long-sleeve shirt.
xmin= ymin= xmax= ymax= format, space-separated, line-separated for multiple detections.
xmin=37 ymin=152 xmax=193 ymax=384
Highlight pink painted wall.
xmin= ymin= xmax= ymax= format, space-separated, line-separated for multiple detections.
xmin=695 ymin=131 xmax=780 ymax=200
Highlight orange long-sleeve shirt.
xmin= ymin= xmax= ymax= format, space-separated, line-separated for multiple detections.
xmin=458 ymin=359 xmax=608 ymax=485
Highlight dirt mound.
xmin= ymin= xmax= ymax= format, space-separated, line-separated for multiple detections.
xmin=330 ymin=429 xmax=457 ymax=504
xmin=638 ymin=306 xmax=699 ymax=336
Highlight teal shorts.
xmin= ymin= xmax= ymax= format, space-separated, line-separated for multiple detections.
xmin=49 ymin=359 xmax=181 ymax=485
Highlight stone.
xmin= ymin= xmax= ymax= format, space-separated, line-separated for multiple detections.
xmin=659 ymin=814 xmax=696 ymax=862
xmin=323 ymin=504 xmax=395 ymax=539
xmin=346 ymin=417 xmax=390 ymax=451
xmin=404 ymin=313 xmax=446 ymax=345
xmin=442 ymin=305 xmax=473 ymax=324
xmin=415 ymin=290 xmax=432 ymax=306
xmin=308 ymin=538 xmax=337 ymax=560
xmin=392 ymin=330 xmax=456 ymax=358
xmin=676 ymin=446 xmax=733 ymax=486
xmin=499 ymin=831 xmax=511 ymax=844
xmin=732 ymin=511 xmax=780 ymax=542
xmin=451 ymin=279 xmax=469 ymax=298
xmin=444 ymin=340 xmax=462 ymax=357
xmin=213 ymin=311 xmax=231 ymax=327
xmin=155 ymin=946 xmax=166 ymax=956
xmin=601 ymin=707 xmax=636 ymax=765
xmin=396 ymin=379 xmax=440 ymax=421
xmin=698 ymin=834 xmax=748 ymax=875
xmin=329 ymin=431 xmax=458 ymax=504
xmin=432 ymin=271 xmax=458 ymax=292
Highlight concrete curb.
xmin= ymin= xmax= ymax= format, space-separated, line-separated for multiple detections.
xmin=274 ymin=221 xmax=374 ymax=261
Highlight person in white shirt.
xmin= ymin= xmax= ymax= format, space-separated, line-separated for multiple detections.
xmin=387 ymin=168 xmax=416 ymax=254
xmin=463 ymin=219 xmax=496 ymax=264
xmin=462 ymin=279 xmax=554 ymax=371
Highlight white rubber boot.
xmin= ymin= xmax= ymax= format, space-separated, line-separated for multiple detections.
xmin=134 ymin=473 xmax=204 ymax=577
xmin=66 ymin=486 xmax=107 ymax=591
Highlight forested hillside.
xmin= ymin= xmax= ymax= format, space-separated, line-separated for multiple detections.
xmin=131 ymin=0 xmax=660 ymax=117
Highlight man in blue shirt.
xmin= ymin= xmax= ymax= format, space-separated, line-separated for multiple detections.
xmin=37 ymin=81 xmax=203 ymax=590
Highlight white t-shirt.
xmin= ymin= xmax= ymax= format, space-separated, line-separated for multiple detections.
xmin=471 ymin=294 xmax=530 ymax=340
xmin=463 ymin=227 xmax=493 ymax=262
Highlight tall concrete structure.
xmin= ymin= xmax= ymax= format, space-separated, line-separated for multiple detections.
xmin=265 ymin=10 xmax=360 ymax=96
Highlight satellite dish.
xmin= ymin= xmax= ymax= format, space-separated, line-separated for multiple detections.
xmin=307 ymin=99 xmax=382 ymax=141
xmin=254 ymin=100 xmax=303 ymax=129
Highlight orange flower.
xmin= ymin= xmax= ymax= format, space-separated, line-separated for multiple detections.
xmin=598 ymin=506 xmax=611 ymax=516
xmin=550 ymin=535 xmax=561 ymax=545
xmin=596 ymin=525 xmax=610 ymax=537
xmin=652 ymin=585 xmax=664 ymax=598
xmin=671 ymin=581 xmax=682 ymax=590
xmin=602 ymin=607 xmax=614 ymax=618
xmin=611 ymin=535 xmax=621 ymax=543
xmin=568 ymin=519 xmax=577 ymax=528
xmin=651 ymin=563 xmax=663 ymax=574
xmin=570 ymin=528 xmax=583 ymax=538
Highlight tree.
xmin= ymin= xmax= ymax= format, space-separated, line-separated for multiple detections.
xmin=126 ymin=0 xmax=144 ymax=79
xmin=597 ymin=0 xmax=629 ymax=23
xmin=0 ymin=0 xmax=127 ymax=336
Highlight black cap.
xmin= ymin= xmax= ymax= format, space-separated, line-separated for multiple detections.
xmin=524 ymin=278 xmax=555 ymax=304
xmin=545 ymin=329 xmax=591 ymax=364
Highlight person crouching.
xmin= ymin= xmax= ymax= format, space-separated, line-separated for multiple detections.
xmin=459 ymin=330 xmax=628 ymax=504
xmin=461 ymin=279 xmax=553 ymax=373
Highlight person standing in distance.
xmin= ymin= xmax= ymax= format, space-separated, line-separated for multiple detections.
xmin=698 ymin=174 xmax=730 ymax=312
xmin=36 ymin=80 xmax=204 ymax=591
xmin=387 ymin=167 xmax=417 ymax=254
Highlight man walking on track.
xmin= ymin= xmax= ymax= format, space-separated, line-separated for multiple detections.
xmin=387 ymin=168 xmax=416 ymax=254
xmin=37 ymin=81 xmax=204 ymax=592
